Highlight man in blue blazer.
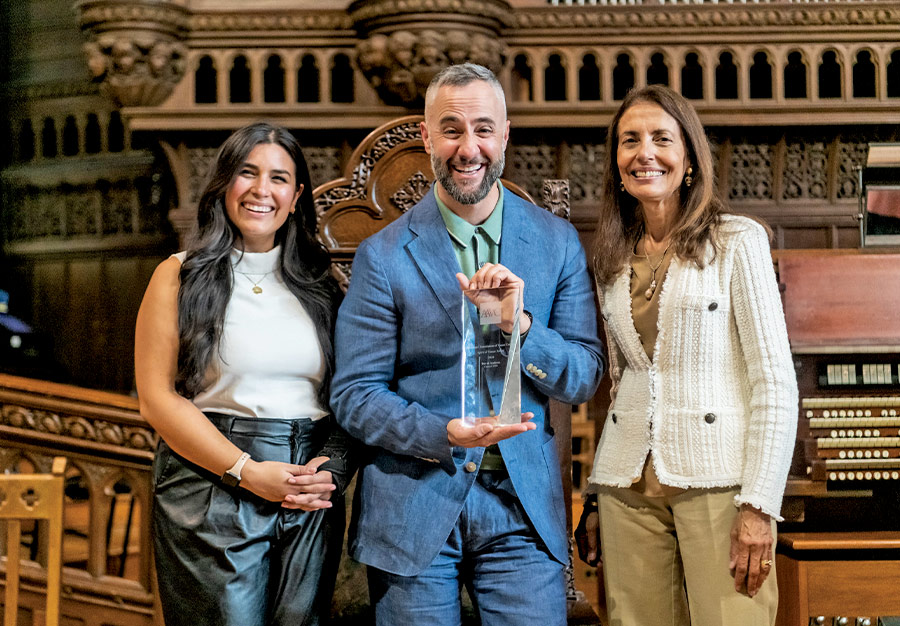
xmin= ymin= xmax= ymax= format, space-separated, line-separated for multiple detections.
xmin=331 ymin=63 xmax=605 ymax=626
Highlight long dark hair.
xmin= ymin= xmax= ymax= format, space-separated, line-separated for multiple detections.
xmin=176 ymin=122 xmax=341 ymax=409
xmin=592 ymin=85 xmax=726 ymax=286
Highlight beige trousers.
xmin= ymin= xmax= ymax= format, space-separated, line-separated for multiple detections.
xmin=597 ymin=486 xmax=778 ymax=626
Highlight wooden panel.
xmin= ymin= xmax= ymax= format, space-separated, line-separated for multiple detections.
xmin=11 ymin=254 xmax=163 ymax=393
xmin=103 ymin=257 xmax=151 ymax=392
xmin=774 ymin=552 xmax=807 ymax=626
xmin=67 ymin=260 xmax=103 ymax=387
xmin=804 ymin=559 xmax=900 ymax=616
xmin=779 ymin=253 xmax=900 ymax=350
xmin=776 ymin=532 xmax=900 ymax=624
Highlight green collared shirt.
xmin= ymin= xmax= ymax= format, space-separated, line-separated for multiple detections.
xmin=436 ymin=184 xmax=510 ymax=465
xmin=435 ymin=183 xmax=504 ymax=279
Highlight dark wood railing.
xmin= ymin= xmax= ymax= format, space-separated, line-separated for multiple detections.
xmin=0 ymin=373 xmax=159 ymax=626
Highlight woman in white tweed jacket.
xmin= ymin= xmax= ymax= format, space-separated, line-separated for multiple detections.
xmin=575 ymin=85 xmax=797 ymax=626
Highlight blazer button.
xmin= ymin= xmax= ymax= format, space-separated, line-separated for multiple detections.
xmin=465 ymin=461 xmax=477 ymax=473
xmin=611 ymin=413 xmax=617 ymax=424
xmin=704 ymin=412 xmax=716 ymax=424
xmin=708 ymin=301 xmax=718 ymax=311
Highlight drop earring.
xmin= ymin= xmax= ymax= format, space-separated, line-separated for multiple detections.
xmin=684 ymin=166 xmax=693 ymax=188
xmin=619 ymin=181 xmax=625 ymax=192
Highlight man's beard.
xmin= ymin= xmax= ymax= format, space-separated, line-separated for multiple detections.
xmin=431 ymin=150 xmax=505 ymax=206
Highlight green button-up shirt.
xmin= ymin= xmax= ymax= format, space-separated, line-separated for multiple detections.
xmin=435 ymin=184 xmax=504 ymax=279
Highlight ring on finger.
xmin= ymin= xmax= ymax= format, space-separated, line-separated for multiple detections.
xmin=760 ymin=559 xmax=773 ymax=569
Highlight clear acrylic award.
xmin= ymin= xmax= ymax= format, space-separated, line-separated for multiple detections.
xmin=461 ymin=285 xmax=522 ymax=427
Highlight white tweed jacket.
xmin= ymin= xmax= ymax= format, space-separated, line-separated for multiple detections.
xmin=587 ymin=215 xmax=798 ymax=519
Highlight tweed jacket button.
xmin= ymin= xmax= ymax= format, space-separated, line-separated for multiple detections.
xmin=708 ymin=301 xmax=718 ymax=311
xmin=704 ymin=412 xmax=716 ymax=424
xmin=611 ymin=413 xmax=617 ymax=424
xmin=465 ymin=461 xmax=477 ymax=473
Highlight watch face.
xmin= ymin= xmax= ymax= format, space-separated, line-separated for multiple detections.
xmin=222 ymin=472 xmax=240 ymax=488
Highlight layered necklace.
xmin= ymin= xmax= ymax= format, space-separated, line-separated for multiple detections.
xmin=235 ymin=270 xmax=272 ymax=294
xmin=641 ymin=241 xmax=671 ymax=300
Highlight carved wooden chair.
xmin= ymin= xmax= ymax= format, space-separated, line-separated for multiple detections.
xmin=313 ymin=116 xmax=598 ymax=624
xmin=0 ymin=456 xmax=66 ymax=626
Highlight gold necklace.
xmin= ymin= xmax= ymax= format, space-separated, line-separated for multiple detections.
xmin=235 ymin=270 xmax=272 ymax=294
xmin=643 ymin=243 xmax=671 ymax=300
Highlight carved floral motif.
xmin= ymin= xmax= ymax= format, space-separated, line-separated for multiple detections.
xmin=187 ymin=148 xmax=219 ymax=204
xmin=508 ymin=144 xmax=558 ymax=203
xmin=729 ymin=141 xmax=773 ymax=201
xmin=4 ymin=179 xmax=167 ymax=242
xmin=568 ymin=143 xmax=606 ymax=204
xmin=391 ymin=171 xmax=432 ymax=212
xmin=783 ymin=139 xmax=828 ymax=200
xmin=836 ymin=138 xmax=868 ymax=200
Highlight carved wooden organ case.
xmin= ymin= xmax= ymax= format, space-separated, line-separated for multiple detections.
xmin=780 ymin=252 xmax=900 ymax=531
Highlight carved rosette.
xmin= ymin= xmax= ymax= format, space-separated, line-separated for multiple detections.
xmin=350 ymin=0 xmax=512 ymax=106
xmin=77 ymin=0 xmax=189 ymax=107
xmin=391 ymin=171 xmax=431 ymax=212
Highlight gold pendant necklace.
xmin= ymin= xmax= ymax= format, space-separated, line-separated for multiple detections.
xmin=236 ymin=270 xmax=272 ymax=294
xmin=643 ymin=243 xmax=671 ymax=300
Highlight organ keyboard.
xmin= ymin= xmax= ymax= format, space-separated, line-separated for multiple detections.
xmin=804 ymin=396 xmax=900 ymax=482
xmin=797 ymin=375 xmax=900 ymax=485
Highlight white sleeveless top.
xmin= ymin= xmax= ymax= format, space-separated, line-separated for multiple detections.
xmin=174 ymin=246 xmax=327 ymax=420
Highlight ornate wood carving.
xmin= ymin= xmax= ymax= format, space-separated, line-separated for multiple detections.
xmin=0 ymin=374 xmax=156 ymax=625
xmin=189 ymin=13 xmax=352 ymax=32
xmin=0 ymin=375 xmax=155 ymax=462
xmin=542 ymin=179 xmax=571 ymax=221
xmin=513 ymin=4 xmax=900 ymax=30
xmin=350 ymin=0 xmax=514 ymax=31
xmin=313 ymin=116 xmax=429 ymax=271
xmin=356 ymin=29 xmax=508 ymax=106
xmin=350 ymin=0 xmax=510 ymax=105
xmin=390 ymin=171 xmax=431 ymax=212
xmin=77 ymin=0 xmax=189 ymax=107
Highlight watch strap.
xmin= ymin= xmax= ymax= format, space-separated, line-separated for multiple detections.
xmin=222 ymin=451 xmax=251 ymax=488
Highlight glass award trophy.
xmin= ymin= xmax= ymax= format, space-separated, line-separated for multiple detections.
xmin=461 ymin=285 xmax=522 ymax=427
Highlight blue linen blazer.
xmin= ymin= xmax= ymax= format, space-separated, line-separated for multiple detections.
xmin=330 ymin=186 xmax=605 ymax=576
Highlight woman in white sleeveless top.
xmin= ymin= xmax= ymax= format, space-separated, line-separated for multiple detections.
xmin=135 ymin=123 xmax=354 ymax=626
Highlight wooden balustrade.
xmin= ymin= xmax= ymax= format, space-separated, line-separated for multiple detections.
xmin=0 ymin=373 xmax=159 ymax=626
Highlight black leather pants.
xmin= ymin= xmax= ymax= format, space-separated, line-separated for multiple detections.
xmin=152 ymin=413 xmax=344 ymax=626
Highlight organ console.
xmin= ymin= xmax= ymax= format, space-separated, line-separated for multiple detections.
xmin=775 ymin=251 xmax=900 ymax=626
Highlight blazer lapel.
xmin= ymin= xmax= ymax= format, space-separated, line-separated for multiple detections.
xmin=407 ymin=190 xmax=465 ymax=336
xmin=498 ymin=191 xmax=533 ymax=288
